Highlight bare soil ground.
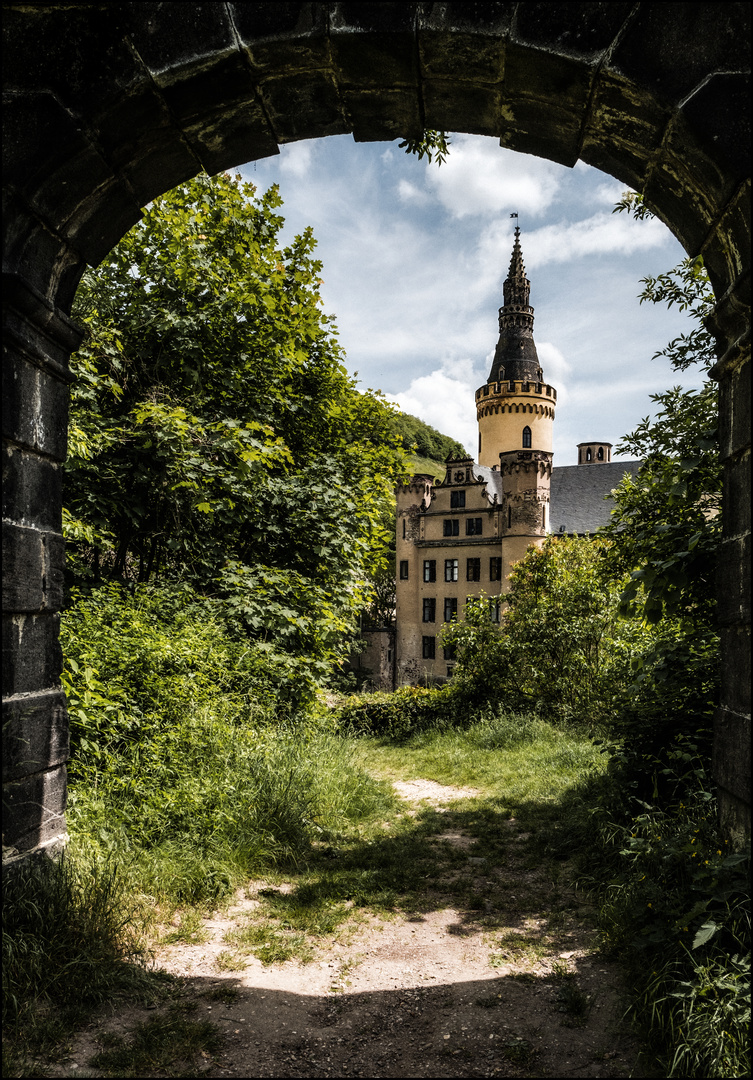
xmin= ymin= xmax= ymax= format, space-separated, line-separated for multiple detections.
xmin=46 ymin=781 xmax=641 ymax=1078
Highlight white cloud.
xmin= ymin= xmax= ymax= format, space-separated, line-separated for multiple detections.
xmin=426 ymin=134 xmax=562 ymax=219
xmin=397 ymin=178 xmax=430 ymax=205
xmin=277 ymin=141 xmax=315 ymax=179
xmin=536 ymin=342 xmax=571 ymax=405
xmin=387 ymin=363 xmax=480 ymax=455
xmin=522 ymin=213 xmax=670 ymax=268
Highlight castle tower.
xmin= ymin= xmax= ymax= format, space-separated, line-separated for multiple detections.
xmin=476 ymin=226 xmax=555 ymax=560
xmin=476 ymin=226 xmax=556 ymax=467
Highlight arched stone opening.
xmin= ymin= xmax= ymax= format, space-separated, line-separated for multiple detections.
xmin=3 ymin=4 xmax=749 ymax=857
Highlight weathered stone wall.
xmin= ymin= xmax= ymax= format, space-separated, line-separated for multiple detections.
xmin=3 ymin=3 xmax=749 ymax=855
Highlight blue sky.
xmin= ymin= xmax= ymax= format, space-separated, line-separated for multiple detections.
xmin=239 ymin=134 xmax=704 ymax=465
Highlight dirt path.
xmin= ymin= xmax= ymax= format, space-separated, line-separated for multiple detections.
xmin=49 ymin=781 xmax=641 ymax=1078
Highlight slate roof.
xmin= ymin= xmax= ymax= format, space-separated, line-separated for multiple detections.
xmin=549 ymin=460 xmax=642 ymax=535
xmin=472 ymin=464 xmax=506 ymax=504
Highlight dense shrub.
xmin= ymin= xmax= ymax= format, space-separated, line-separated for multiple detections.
xmin=336 ymin=684 xmax=463 ymax=741
xmin=60 ymin=583 xmax=395 ymax=904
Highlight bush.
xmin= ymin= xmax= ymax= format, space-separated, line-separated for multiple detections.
xmin=336 ymin=684 xmax=462 ymax=740
xmin=61 ymin=583 xmax=396 ymax=906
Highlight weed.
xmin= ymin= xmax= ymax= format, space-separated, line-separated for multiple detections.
xmin=553 ymin=975 xmax=593 ymax=1027
xmin=90 ymin=1009 xmax=221 ymax=1076
xmin=2 ymin=851 xmax=167 ymax=1073
xmin=223 ymin=921 xmax=314 ymax=965
xmin=499 ymin=1036 xmax=537 ymax=1065
xmin=207 ymin=985 xmax=239 ymax=1004
xmin=215 ymin=950 xmax=248 ymax=972
xmin=160 ymin=909 xmax=210 ymax=946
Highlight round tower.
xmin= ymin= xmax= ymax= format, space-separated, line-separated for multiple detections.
xmin=476 ymin=226 xmax=556 ymax=467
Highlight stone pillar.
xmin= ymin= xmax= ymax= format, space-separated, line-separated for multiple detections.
xmin=711 ymin=303 xmax=751 ymax=849
xmin=2 ymin=275 xmax=81 ymax=858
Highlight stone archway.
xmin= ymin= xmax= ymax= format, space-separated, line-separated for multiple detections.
xmin=3 ymin=4 xmax=750 ymax=857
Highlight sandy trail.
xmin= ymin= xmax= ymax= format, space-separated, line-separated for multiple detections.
xmin=48 ymin=781 xmax=640 ymax=1078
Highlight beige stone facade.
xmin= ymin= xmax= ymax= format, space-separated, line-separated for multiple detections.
xmin=395 ymin=228 xmax=554 ymax=686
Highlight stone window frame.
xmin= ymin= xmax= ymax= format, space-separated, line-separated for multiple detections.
xmin=467 ymin=558 xmax=481 ymax=582
xmin=423 ymin=559 xmax=436 ymax=583
xmin=422 ymin=636 xmax=436 ymax=660
xmin=444 ymin=559 xmax=458 ymax=582
xmin=399 ymin=560 xmax=409 ymax=580
xmin=422 ymin=597 xmax=436 ymax=623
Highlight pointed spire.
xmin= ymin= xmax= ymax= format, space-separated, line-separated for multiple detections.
xmin=503 ymin=226 xmax=530 ymax=309
xmin=486 ymin=227 xmax=543 ymax=384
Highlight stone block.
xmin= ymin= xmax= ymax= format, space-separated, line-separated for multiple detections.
xmin=2 ymin=198 xmax=85 ymax=311
xmin=1 ymin=523 xmax=64 ymax=615
xmin=329 ymin=3 xmax=417 ymax=87
xmin=609 ymin=3 xmax=751 ymax=108
xmin=2 ymin=351 xmax=70 ymax=461
xmin=124 ymin=1 xmax=239 ymax=83
xmin=182 ymin=98 xmax=280 ymax=175
xmin=718 ymin=626 xmax=752 ymax=720
xmin=2 ymin=446 xmax=62 ymax=532
xmin=512 ymin=3 xmax=632 ymax=61
xmin=702 ymin=188 xmax=751 ymax=313
xmin=231 ymin=2 xmax=330 ymax=75
xmin=2 ymin=764 xmax=67 ymax=852
xmin=259 ymin=70 xmax=349 ymax=142
xmin=722 ymin=449 xmax=752 ymax=537
xmin=504 ymin=41 xmax=594 ymax=111
xmin=642 ymin=151 xmax=724 ymax=264
xmin=713 ymin=706 xmax=751 ymax=806
xmin=2 ymin=613 xmax=63 ymax=698
xmin=580 ymin=70 xmax=670 ymax=194
xmin=4 ymin=273 xmax=82 ymax=367
xmin=417 ymin=3 xmax=511 ymax=83
xmin=716 ymin=533 xmax=752 ymax=627
xmin=718 ymin=357 xmax=751 ymax=463
xmin=3 ymin=691 xmax=69 ymax=784
xmin=3 ymin=6 xmax=146 ymax=119
xmin=91 ymin=85 xmax=202 ymax=207
xmin=497 ymin=95 xmax=582 ymax=167
xmin=422 ymin=81 xmax=504 ymax=139
xmin=345 ymin=87 xmax=422 ymax=142
xmin=59 ymin=176 xmax=144 ymax=269
xmin=681 ymin=73 xmax=751 ymax=184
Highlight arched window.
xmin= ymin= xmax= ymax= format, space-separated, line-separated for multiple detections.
xmin=597 ymin=446 xmax=604 ymax=460
xmin=522 ymin=425 xmax=532 ymax=448
xmin=586 ymin=447 xmax=592 ymax=461
xmin=508 ymin=505 xmax=512 ymax=529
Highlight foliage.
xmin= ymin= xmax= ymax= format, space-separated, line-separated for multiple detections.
xmin=388 ymin=410 xmax=465 ymax=463
xmin=60 ymin=582 xmax=395 ymax=906
xmin=65 ymin=171 xmax=409 ymax=672
xmin=336 ymin=684 xmax=461 ymax=740
xmin=441 ymin=537 xmax=647 ymax=729
xmin=399 ymin=129 xmax=451 ymax=166
xmin=2 ymin=850 xmax=162 ymax=1075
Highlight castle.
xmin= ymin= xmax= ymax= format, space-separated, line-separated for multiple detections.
xmin=386 ymin=227 xmax=641 ymax=689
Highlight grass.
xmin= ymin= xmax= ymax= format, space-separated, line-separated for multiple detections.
xmin=89 ymin=1005 xmax=221 ymax=1077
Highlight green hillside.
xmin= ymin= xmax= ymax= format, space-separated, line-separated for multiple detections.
xmin=389 ymin=411 xmax=465 ymax=480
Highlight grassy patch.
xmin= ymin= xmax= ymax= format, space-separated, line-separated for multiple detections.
xmin=90 ymin=1007 xmax=221 ymax=1077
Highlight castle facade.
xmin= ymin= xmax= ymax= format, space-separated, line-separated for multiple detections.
xmin=393 ymin=228 xmax=640 ymax=688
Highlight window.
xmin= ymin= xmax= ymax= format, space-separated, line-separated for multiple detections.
xmin=402 ymin=518 xmax=406 ymax=538
xmin=422 ymin=636 xmax=435 ymax=660
xmin=399 ymin=560 xmax=409 ymax=580
xmin=490 ymin=557 xmax=502 ymax=581
xmin=467 ymin=558 xmax=481 ymax=582
xmin=508 ymin=506 xmax=512 ymax=529
xmin=478 ymin=431 xmax=482 ymax=453
xmin=490 ymin=599 xmax=501 ymax=623
xmin=443 ymin=519 xmax=460 ymax=536
xmin=423 ymin=559 xmax=436 ymax=583
xmin=586 ymin=447 xmax=592 ymax=461
xmin=450 ymin=490 xmax=466 ymax=508
xmin=466 ymin=517 xmax=483 ymax=536
xmin=597 ymin=446 xmax=604 ymax=461
xmin=522 ymin=425 xmax=532 ymax=448
xmin=444 ymin=597 xmax=458 ymax=622
xmin=444 ymin=559 xmax=458 ymax=582
xmin=443 ymin=644 xmax=457 ymax=661
xmin=422 ymin=598 xmax=436 ymax=623
xmin=447 ymin=666 xmax=454 ymax=677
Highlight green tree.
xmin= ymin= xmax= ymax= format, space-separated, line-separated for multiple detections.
xmin=65 ymin=172 xmax=409 ymax=671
